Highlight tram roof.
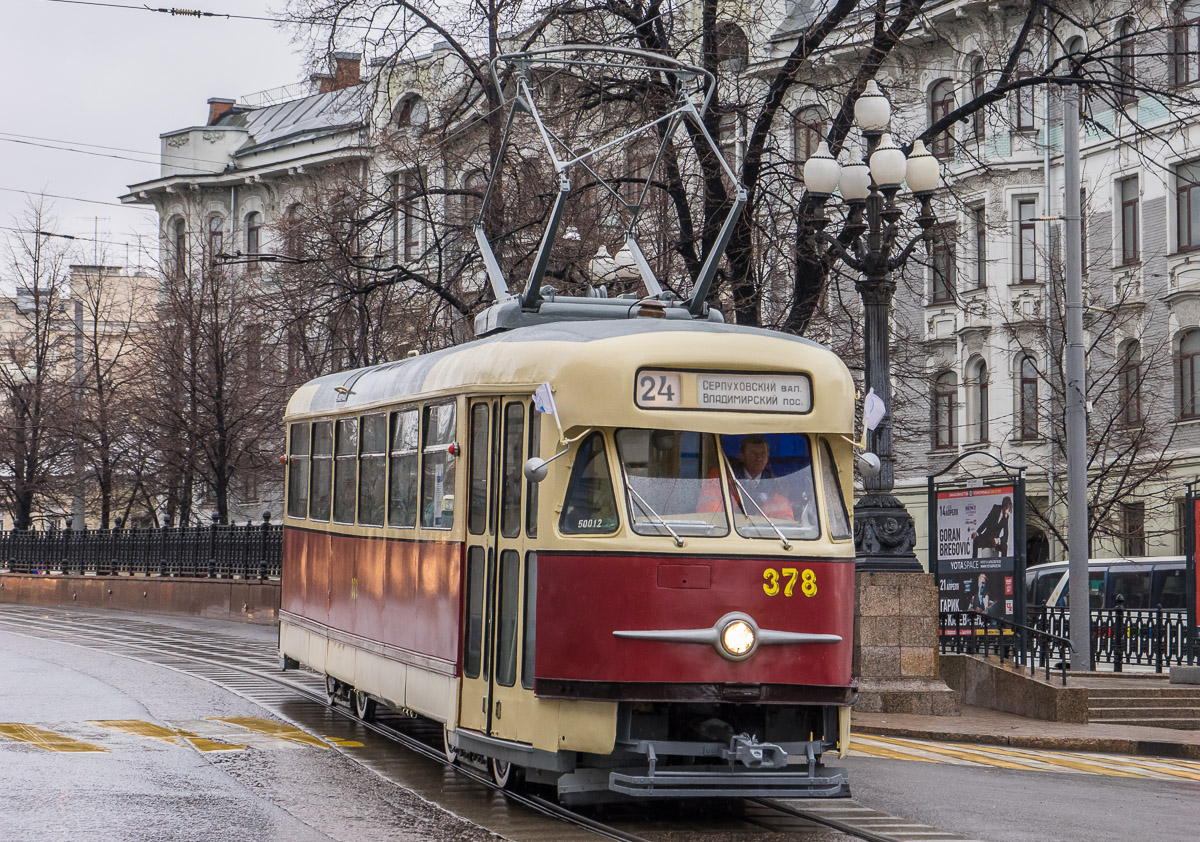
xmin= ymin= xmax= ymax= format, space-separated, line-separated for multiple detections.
xmin=285 ymin=319 xmax=854 ymax=434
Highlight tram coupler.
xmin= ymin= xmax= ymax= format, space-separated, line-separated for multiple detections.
xmin=727 ymin=733 xmax=787 ymax=769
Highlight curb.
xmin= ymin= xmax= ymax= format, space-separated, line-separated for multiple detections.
xmin=858 ymin=724 xmax=1200 ymax=760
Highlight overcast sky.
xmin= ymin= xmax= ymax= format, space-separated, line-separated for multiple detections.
xmin=1 ymin=1 xmax=307 ymax=268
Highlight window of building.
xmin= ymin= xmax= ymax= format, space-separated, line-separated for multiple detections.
xmin=461 ymin=170 xmax=487 ymax=229
xmin=286 ymin=423 xmax=310 ymax=519
xmin=971 ymin=58 xmax=987 ymax=139
xmin=1015 ymin=52 xmax=1037 ymax=130
xmin=357 ymin=413 xmax=386 ymax=526
xmin=333 ymin=417 xmax=358 ymax=524
xmin=933 ymin=372 xmax=957 ymax=450
xmin=793 ymin=107 xmax=827 ymax=168
xmin=1179 ymin=330 xmax=1200 ymax=418
xmin=1117 ymin=19 xmax=1137 ymax=103
xmin=1119 ymin=340 xmax=1142 ymax=427
xmin=421 ymin=402 xmax=457 ymax=528
xmin=171 ymin=217 xmax=186 ymax=279
xmin=388 ymin=408 xmax=419 ymax=528
xmin=283 ymin=204 xmax=303 ymax=258
xmin=718 ymin=109 xmax=744 ymax=171
xmin=394 ymin=170 xmax=425 ymax=261
xmin=245 ymin=211 xmax=262 ymax=261
xmin=392 ymin=94 xmax=429 ymax=130
xmin=931 ymin=224 xmax=956 ymax=303
xmin=1018 ymin=356 xmax=1039 ymax=439
xmin=1178 ymin=161 xmax=1200 ymax=252
xmin=1119 ymin=176 xmax=1139 ymax=264
xmin=1016 ymin=198 xmax=1038 ymax=282
xmin=713 ymin=21 xmax=749 ymax=71
xmin=1176 ymin=499 xmax=1189 ymax=555
xmin=207 ymin=214 xmax=224 ymax=258
xmin=968 ymin=358 xmax=989 ymax=443
xmin=1120 ymin=501 xmax=1147 ymax=557
xmin=971 ymin=204 xmax=987 ymax=288
xmin=930 ymin=79 xmax=955 ymax=159
xmin=1174 ymin=1 xmax=1200 ymax=87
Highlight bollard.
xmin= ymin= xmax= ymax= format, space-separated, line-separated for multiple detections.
xmin=1114 ymin=595 xmax=1126 ymax=673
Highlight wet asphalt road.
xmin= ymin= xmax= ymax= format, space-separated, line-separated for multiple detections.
xmin=0 ymin=619 xmax=501 ymax=842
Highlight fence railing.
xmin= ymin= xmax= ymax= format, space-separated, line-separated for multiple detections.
xmin=0 ymin=517 xmax=282 ymax=580
xmin=939 ymin=610 xmax=1073 ymax=685
xmin=1029 ymin=600 xmax=1193 ymax=672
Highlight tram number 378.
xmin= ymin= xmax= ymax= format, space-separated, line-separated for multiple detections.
xmin=762 ymin=567 xmax=818 ymax=598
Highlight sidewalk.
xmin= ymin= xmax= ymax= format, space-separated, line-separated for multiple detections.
xmin=852 ymin=703 xmax=1200 ymax=760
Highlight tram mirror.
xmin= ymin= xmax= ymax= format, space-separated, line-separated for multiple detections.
xmin=524 ymin=457 xmax=550 ymax=484
xmin=855 ymin=452 xmax=881 ymax=479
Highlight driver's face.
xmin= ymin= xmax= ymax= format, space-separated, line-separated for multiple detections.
xmin=742 ymin=442 xmax=770 ymax=476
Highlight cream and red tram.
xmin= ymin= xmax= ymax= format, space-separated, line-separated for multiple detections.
xmin=279 ymin=316 xmax=858 ymax=801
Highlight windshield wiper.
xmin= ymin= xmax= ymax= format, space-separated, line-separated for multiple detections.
xmin=626 ymin=485 xmax=685 ymax=547
xmin=729 ymin=473 xmax=793 ymax=551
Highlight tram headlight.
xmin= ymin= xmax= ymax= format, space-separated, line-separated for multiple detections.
xmin=721 ymin=619 xmax=756 ymax=658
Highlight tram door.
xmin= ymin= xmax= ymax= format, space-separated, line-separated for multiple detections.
xmin=459 ymin=397 xmax=533 ymax=738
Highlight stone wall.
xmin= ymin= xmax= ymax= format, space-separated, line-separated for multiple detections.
xmin=940 ymin=653 xmax=1088 ymax=722
xmin=0 ymin=573 xmax=280 ymax=625
xmin=853 ymin=571 xmax=960 ymax=715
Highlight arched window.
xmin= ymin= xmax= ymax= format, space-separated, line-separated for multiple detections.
xmin=713 ymin=21 xmax=749 ymax=71
xmin=1179 ymin=330 xmax=1200 ymax=418
xmin=930 ymin=79 xmax=955 ymax=159
xmin=1119 ymin=340 xmax=1141 ymax=426
xmin=170 ymin=217 xmax=186 ymax=279
xmin=1117 ymin=19 xmax=1136 ymax=103
xmin=1014 ymin=51 xmax=1037 ymax=130
xmin=970 ymin=58 xmax=987 ymax=139
xmin=283 ymin=204 xmax=303 ymax=257
xmin=392 ymin=94 xmax=428 ymax=130
xmin=967 ymin=357 xmax=989 ymax=443
xmin=933 ymin=371 xmax=957 ymax=450
xmin=245 ymin=211 xmax=262 ymax=259
xmin=1018 ymin=355 xmax=1039 ymax=439
xmin=1174 ymin=2 xmax=1200 ymax=87
xmin=793 ymin=105 xmax=828 ymax=167
xmin=207 ymin=214 xmax=224 ymax=258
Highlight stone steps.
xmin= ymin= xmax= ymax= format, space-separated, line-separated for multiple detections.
xmin=1085 ymin=685 xmax=1200 ymax=730
xmin=1089 ymin=696 xmax=1200 ymax=709
xmin=1090 ymin=716 xmax=1200 ymax=730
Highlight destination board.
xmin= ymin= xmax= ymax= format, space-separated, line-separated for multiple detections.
xmin=635 ymin=369 xmax=812 ymax=413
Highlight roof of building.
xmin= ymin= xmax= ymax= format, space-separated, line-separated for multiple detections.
xmin=216 ymin=84 xmax=369 ymax=157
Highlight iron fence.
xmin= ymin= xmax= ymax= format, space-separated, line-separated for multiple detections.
xmin=939 ymin=610 xmax=1073 ymax=684
xmin=0 ymin=517 xmax=282 ymax=580
xmin=1029 ymin=602 xmax=1193 ymax=672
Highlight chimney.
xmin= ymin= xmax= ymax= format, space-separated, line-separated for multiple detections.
xmin=207 ymin=97 xmax=236 ymax=125
xmin=310 ymin=73 xmax=335 ymax=94
xmin=331 ymin=52 xmax=362 ymax=90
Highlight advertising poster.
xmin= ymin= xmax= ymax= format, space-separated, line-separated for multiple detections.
xmin=934 ymin=485 xmax=1018 ymax=626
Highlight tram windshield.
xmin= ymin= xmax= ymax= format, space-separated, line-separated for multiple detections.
xmin=719 ymin=433 xmax=820 ymax=540
xmin=615 ymin=429 xmax=730 ymax=537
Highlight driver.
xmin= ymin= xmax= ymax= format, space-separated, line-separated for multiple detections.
xmin=699 ymin=436 xmax=803 ymax=521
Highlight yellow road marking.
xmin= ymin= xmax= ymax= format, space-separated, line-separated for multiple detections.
xmin=937 ymin=742 xmax=1142 ymax=778
xmin=91 ymin=719 xmax=245 ymax=752
xmin=856 ymin=733 xmax=1032 ymax=770
xmin=212 ymin=717 xmax=329 ymax=748
xmin=324 ymin=736 xmax=364 ymax=747
xmin=848 ymin=740 xmax=939 ymax=763
xmin=1060 ymin=752 xmax=1200 ymax=782
xmin=0 ymin=723 xmax=106 ymax=753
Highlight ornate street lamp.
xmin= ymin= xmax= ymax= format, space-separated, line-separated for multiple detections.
xmin=803 ymin=82 xmax=941 ymax=572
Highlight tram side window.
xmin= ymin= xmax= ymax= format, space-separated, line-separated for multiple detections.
xmin=501 ymin=403 xmax=524 ymax=539
xmin=309 ymin=420 xmax=333 ymax=521
xmin=287 ymin=423 xmax=310 ymax=519
xmin=388 ymin=409 xmax=419 ymax=528
xmin=496 ymin=549 xmax=520 ymax=687
xmin=468 ymin=404 xmax=488 ymax=535
xmin=819 ymin=439 xmax=852 ymax=540
xmin=333 ymin=418 xmax=358 ymax=524
xmin=421 ymin=402 xmax=457 ymax=529
xmin=358 ymin=413 xmax=386 ymax=526
xmin=463 ymin=547 xmax=485 ymax=679
xmin=526 ymin=403 xmax=539 ymax=538
xmin=521 ymin=551 xmax=537 ymax=690
xmin=560 ymin=432 xmax=619 ymax=534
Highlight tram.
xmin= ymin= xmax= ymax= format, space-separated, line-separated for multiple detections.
xmin=279 ymin=315 xmax=858 ymax=800
xmin=279 ymin=45 xmax=859 ymax=802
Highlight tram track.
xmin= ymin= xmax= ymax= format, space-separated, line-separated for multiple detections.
xmin=0 ymin=605 xmax=977 ymax=842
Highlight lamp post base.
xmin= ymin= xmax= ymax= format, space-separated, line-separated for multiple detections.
xmin=853 ymin=492 xmax=923 ymax=572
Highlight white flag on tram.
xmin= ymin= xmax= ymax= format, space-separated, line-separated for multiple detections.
xmin=533 ymin=381 xmax=558 ymax=417
xmin=863 ymin=388 xmax=886 ymax=432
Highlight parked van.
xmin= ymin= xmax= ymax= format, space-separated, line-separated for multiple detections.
xmin=1025 ymin=557 xmax=1188 ymax=611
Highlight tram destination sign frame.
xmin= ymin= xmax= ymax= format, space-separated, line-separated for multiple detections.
xmin=634 ymin=368 xmax=813 ymax=414
xmin=928 ymin=460 xmax=1027 ymax=638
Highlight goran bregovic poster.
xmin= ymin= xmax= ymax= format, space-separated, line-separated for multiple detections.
xmin=934 ymin=486 xmax=1018 ymax=627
